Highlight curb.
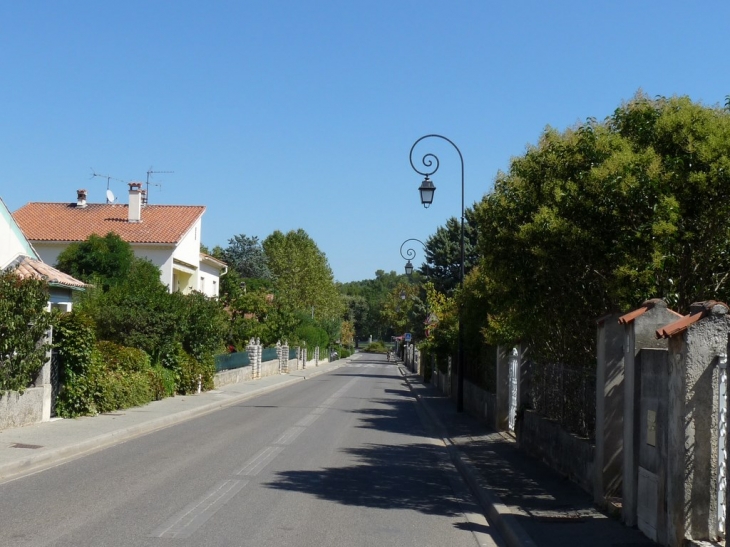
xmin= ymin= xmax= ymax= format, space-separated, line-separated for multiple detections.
xmin=399 ymin=366 xmax=537 ymax=547
xmin=0 ymin=363 xmax=345 ymax=482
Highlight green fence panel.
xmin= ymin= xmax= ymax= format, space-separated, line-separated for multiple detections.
xmin=214 ymin=351 xmax=250 ymax=372
xmin=262 ymin=347 xmax=278 ymax=362
xmin=289 ymin=348 xmax=298 ymax=360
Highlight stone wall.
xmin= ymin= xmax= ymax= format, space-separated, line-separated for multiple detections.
xmin=462 ymin=379 xmax=497 ymax=429
xmin=0 ymin=387 xmax=45 ymax=430
xmin=214 ymin=366 xmax=253 ymax=388
xmin=517 ymin=409 xmax=595 ymax=494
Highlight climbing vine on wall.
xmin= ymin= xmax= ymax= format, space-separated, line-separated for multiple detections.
xmin=0 ymin=269 xmax=54 ymax=393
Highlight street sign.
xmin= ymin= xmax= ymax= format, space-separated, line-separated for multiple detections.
xmin=404 ymin=333 xmax=412 ymax=342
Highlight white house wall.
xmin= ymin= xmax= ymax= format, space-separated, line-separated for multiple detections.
xmin=31 ymin=243 xmax=65 ymax=269
xmin=174 ymin=218 xmax=202 ymax=267
xmin=134 ymin=245 xmax=175 ymax=290
xmin=199 ymin=260 xmax=222 ymax=298
xmin=0 ymin=199 xmax=38 ymax=267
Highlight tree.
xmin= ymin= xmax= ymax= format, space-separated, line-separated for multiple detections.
xmin=222 ymin=234 xmax=271 ymax=280
xmin=0 ymin=270 xmax=54 ymax=392
xmin=263 ymin=229 xmax=344 ymax=321
xmin=380 ymin=282 xmax=425 ymax=339
xmin=84 ymin=259 xmax=181 ymax=361
xmin=56 ymin=232 xmax=135 ymax=289
xmin=421 ymin=206 xmax=480 ymax=295
xmin=475 ymin=92 xmax=730 ymax=365
xmin=339 ymin=270 xmax=407 ymax=341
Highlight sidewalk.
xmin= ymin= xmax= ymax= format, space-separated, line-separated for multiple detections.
xmin=400 ymin=366 xmax=655 ymax=547
xmin=0 ymin=358 xmax=348 ymax=483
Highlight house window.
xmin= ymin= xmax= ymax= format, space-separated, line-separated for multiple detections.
xmin=200 ymin=276 xmax=205 ymax=292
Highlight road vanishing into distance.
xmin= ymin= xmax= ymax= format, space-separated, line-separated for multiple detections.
xmin=0 ymin=354 xmax=502 ymax=547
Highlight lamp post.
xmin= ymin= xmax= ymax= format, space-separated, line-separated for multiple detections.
xmin=409 ymin=134 xmax=465 ymax=412
xmin=399 ymin=238 xmax=426 ymax=277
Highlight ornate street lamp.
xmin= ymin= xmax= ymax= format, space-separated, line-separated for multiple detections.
xmin=409 ymin=134 xmax=466 ymax=412
xmin=399 ymin=238 xmax=426 ymax=277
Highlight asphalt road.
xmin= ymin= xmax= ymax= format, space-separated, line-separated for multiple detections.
xmin=0 ymin=354 xmax=502 ymax=547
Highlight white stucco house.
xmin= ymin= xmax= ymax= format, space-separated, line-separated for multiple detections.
xmin=1 ymin=196 xmax=86 ymax=310
xmin=12 ymin=184 xmax=227 ymax=297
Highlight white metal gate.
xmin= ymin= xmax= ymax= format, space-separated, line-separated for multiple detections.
xmin=508 ymin=347 xmax=519 ymax=431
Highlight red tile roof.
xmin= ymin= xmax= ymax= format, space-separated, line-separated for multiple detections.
xmin=656 ymin=301 xmax=728 ymax=339
xmin=618 ymin=298 xmax=682 ymax=325
xmin=12 ymin=202 xmax=205 ymax=245
xmin=7 ymin=255 xmax=87 ymax=289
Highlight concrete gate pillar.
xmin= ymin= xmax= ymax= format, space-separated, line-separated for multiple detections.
xmin=657 ymin=301 xmax=730 ymax=545
xmin=616 ymin=299 xmax=680 ymax=524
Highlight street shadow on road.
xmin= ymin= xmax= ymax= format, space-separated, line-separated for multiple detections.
xmin=345 ymin=395 xmax=430 ymax=437
xmin=264 ymin=442 xmax=466 ymax=516
xmin=330 ymin=373 xmax=405 ymax=381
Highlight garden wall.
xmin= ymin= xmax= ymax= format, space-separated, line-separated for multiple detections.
xmin=517 ymin=409 xmax=595 ymax=494
xmin=0 ymin=387 xmax=46 ymax=430
xmin=213 ymin=354 xmax=330 ymax=388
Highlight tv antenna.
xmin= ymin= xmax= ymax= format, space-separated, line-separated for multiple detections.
xmin=90 ymin=168 xmax=125 ymax=203
xmin=145 ymin=167 xmax=174 ymax=204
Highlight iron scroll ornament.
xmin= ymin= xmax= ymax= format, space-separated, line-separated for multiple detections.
xmin=399 ymin=238 xmax=426 ymax=262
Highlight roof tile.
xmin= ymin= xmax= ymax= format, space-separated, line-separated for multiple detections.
xmin=656 ymin=301 xmax=728 ymax=339
xmin=6 ymin=255 xmax=86 ymax=289
xmin=12 ymin=203 xmax=205 ymax=245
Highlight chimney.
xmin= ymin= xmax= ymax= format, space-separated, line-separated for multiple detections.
xmin=76 ymin=189 xmax=88 ymax=208
xmin=128 ymin=182 xmax=143 ymax=223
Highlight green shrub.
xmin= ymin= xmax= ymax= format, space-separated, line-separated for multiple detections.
xmin=55 ymin=366 xmax=99 ymax=417
xmin=83 ymin=259 xmax=181 ymax=363
xmin=175 ymin=291 xmax=227 ymax=362
xmin=55 ymin=312 xmax=96 ymax=376
xmin=162 ymin=343 xmax=215 ymax=395
xmin=56 ymin=338 xmax=156 ymax=417
xmin=92 ymin=365 xmax=153 ymax=413
xmin=95 ymin=341 xmax=150 ymax=373
xmin=148 ymin=365 xmax=176 ymax=400
xmin=363 ymin=341 xmax=388 ymax=354
xmin=293 ymin=323 xmax=329 ymax=350
xmin=0 ymin=270 xmax=54 ymax=392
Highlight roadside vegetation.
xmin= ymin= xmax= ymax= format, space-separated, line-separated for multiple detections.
xmin=7 ymin=92 xmax=730 ymax=428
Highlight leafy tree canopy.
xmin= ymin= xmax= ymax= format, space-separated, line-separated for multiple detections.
xmin=420 ymin=206 xmax=480 ymax=294
xmin=222 ymin=234 xmax=271 ymax=280
xmin=56 ymin=232 xmax=135 ymax=288
xmin=338 ymin=270 xmax=409 ymax=341
xmin=476 ymin=92 xmax=730 ymax=365
xmin=263 ymin=229 xmax=344 ymax=321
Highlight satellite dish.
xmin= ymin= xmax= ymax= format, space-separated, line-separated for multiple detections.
xmin=106 ymin=189 xmax=115 ymax=203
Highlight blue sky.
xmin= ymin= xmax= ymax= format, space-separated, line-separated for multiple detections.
xmin=1 ymin=1 xmax=728 ymax=282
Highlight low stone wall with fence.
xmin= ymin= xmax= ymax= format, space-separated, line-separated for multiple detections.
xmin=463 ymin=379 xmax=497 ymax=428
xmin=527 ymin=361 xmax=596 ymax=439
xmin=213 ymin=343 xmax=328 ymax=388
xmin=517 ymin=409 xmax=595 ymax=494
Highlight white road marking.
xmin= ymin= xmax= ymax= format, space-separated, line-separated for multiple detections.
xmin=149 ymin=479 xmax=248 ymax=539
xmin=235 ymin=446 xmax=284 ymax=476
xmin=274 ymin=426 xmax=306 ymax=445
